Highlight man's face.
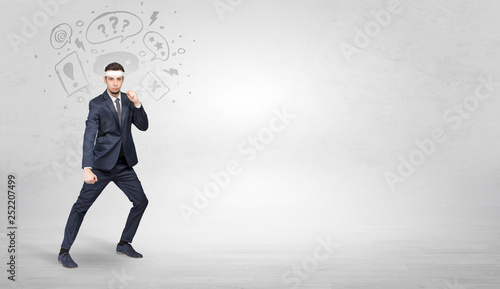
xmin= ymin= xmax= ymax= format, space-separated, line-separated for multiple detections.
xmin=104 ymin=72 xmax=124 ymax=96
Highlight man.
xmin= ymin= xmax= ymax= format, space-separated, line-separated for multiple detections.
xmin=59 ymin=62 xmax=149 ymax=268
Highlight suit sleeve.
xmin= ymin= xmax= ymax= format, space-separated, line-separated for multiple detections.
xmin=132 ymin=105 xmax=148 ymax=131
xmin=81 ymin=101 xmax=100 ymax=168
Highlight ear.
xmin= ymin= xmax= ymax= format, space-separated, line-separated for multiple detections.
xmin=103 ymin=76 xmax=107 ymax=82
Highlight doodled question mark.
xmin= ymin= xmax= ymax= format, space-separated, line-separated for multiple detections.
xmin=109 ymin=16 xmax=119 ymax=33
xmin=122 ymin=19 xmax=130 ymax=32
xmin=97 ymin=24 xmax=107 ymax=36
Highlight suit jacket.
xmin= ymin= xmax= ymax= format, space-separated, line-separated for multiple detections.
xmin=82 ymin=90 xmax=149 ymax=170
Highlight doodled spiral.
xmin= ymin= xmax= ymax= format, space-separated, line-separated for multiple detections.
xmin=50 ymin=23 xmax=72 ymax=49
xmin=54 ymin=30 xmax=68 ymax=43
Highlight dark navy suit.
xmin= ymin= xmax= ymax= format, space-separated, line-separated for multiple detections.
xmin=61 ymin=90 xmax=149 ymax=250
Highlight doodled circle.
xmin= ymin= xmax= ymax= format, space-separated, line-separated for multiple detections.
xmin=76 ymin=20 xmax=84 ymax=27
xmin=139 ymin=51 xmax=146 ymax=57
xmin=178 ymin=48 xmax=186 ymax=54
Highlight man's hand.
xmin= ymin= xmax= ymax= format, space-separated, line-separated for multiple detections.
xmin=126 ymin=90 xmax=140 ymax=106
xmin=84 ymin=168 xmax=98 ymax=184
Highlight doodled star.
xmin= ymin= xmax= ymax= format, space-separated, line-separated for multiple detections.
xmin=143 ymin=31 xmax=170 ymax=61
xmin=154 ymin=41 xmax=163 ymax=50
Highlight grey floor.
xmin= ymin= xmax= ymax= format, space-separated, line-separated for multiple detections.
xmin=5 ymin=206 xmax=500 ymax=289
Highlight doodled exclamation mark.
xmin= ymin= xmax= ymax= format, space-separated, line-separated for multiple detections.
xmin=63 ymin=62 xmax=78 ymax=88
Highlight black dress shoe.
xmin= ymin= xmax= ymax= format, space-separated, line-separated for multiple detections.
xmin=58 ymin=252 xmax=78 ymax=268
xmin=116 ymin=243 xmax=143 ymax=258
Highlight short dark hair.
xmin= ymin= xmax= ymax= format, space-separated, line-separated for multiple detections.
xmin=105 ymin=62 xmax=125 ymax=72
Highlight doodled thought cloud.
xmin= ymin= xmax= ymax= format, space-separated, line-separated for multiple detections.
xmin=143 ymin=31 xmax=170 ymax=61
xmin=86 ymin=11 xmax=143 ymax=44
xmin=93 ymin=51 xmax=139 ymax=75
xmin=50 ymin=23 xmax=72 ymax=49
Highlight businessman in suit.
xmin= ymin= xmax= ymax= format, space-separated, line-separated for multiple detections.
xmin=59 ymin=62 xmax=149 ymax=268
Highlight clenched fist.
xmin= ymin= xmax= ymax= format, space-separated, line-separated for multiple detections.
xmin=126 ymin=90 xmax=140 ymax=106
xmin=84 ymin=168 xmax=98 ymax=184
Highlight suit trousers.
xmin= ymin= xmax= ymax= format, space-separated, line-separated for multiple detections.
xmin=61 ymin=156 xmax=148 ymax=250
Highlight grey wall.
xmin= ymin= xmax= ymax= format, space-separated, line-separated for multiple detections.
xmin=1 ymin=0 xmax=500 ymax=235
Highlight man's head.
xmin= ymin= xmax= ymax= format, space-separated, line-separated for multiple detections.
xmin=104 ymin=62 xmax=125 ymax=96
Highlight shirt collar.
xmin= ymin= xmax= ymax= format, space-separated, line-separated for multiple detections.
xmin=109 ymin=92 xmax=121 ymax=102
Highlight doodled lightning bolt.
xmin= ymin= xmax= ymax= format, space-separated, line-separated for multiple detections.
xmin=163 ymin=68 xmax=179 ymax=76
xmin=75 ymin=38 xmax=86 ymax=52
xmin=149 ymin=11 xmax=159 ymax=26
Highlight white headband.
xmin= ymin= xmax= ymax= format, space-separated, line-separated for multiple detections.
xmin=105 ymin=70 xmax=124 ymax=77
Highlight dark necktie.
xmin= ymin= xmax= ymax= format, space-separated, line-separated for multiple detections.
xmin=115 ymin=98 xmax=121 ymax=127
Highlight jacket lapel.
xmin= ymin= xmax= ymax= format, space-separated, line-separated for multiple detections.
xmin=103 ymin=90 xmax=121 ymax=128
xmin=120 ymin=92 xmax=129 ymax=128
